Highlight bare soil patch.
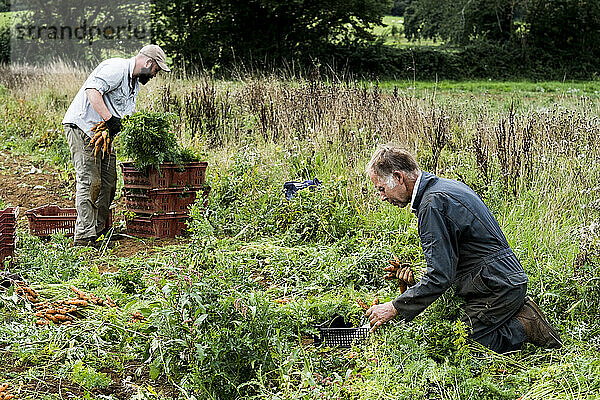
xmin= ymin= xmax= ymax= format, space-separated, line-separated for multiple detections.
xmin=1 ymin=151 xmax=191 ymax=260
xmin=0 ymin=152 xmax=73 ymax=219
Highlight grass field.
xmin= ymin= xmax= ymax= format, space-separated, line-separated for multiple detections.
xmin=0 ymin=67 xmax=599 ymax=399
xmin=373 ymin=15 xmax=440 ymax=47
xmin=0 ymin=12 xmax=11 ymax=36
xmin=378 ymin=79 xmax=600 ymax=94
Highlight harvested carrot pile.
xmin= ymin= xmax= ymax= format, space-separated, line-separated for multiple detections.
xmin=33 ymin=285 xmax=117 ymax=326
xmin=15 ymin=284 xmax=39 ymax=303
xmin=0 ymin=382 xmax=14 ymax=400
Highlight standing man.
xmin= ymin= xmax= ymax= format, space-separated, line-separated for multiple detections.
xmin=62 ymin=45 xmax=170 ymax=246
xmin=365 ymin=145 xmax=562 ymax=353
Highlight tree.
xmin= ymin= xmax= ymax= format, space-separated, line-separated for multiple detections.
xmin=403 ymin=0 xmax=524 ymax=46
xmin=390 ymin=0 xmax=415 ymax=16
xmin=402 ymin=0 xmax=600 ymax=65
xmin=151 ymin=0 xmax=392 ymax=71
xmin=8 ymin=0 xmax=150 ymax=67
xmin=525 ymin=0 xmax=600 ymax=60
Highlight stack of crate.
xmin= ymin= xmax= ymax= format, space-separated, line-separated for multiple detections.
xmin=0 ymin=207 xmax=18 ymax=268
xmin=121 ymin=161 xmax=209 ymax=238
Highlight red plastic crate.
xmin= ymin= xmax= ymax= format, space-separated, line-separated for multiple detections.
xmin=0 ymin=207 xmax=18 ymax=222
xmin=121 ymin=162 xmax=208 ymax=190
xmin=0 ymin=233 xmax=16 ymax=246
xmin=124 ymin=186 xmax=210 ymax=214
xmin=0 ymin=224 xmax=16 ymax=235
xmin=25 ymin=205 xmax=113 ymax=237
xmin=0 ymin=225 xmax=16 ymax=235
xmin=126 ymin=213 xmax=189 ymax=238
xmin=0 ymin=208 xmax=18 ymax=269
xmin=0 ymin=243 xmax=15 ymax=252
xmin=0 ymin=245 xmax=15 ymax=269
xmin=125 ymin=188 xmax=196 ymax=214
xmin=0 ymin=207 xmax=18 ymax=234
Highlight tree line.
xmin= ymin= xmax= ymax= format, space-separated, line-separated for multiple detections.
xmin=1 ymin=0 xmax=599 ymax=79
xmin=400 ymin=0 xmax=600 ymax=64
xmin=151 ymin=0 xmax=600 ymax=78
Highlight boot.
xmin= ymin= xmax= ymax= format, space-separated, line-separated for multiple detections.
xmin=95 ymin=227 xmax=126 ymax=242
xmin=515 ymin=296 xmax=562 ymax=349
xmin=73 ymin=237 xmax=101 ymax=249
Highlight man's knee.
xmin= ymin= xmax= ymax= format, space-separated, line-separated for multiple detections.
xmin=471 ymin=317 xmax=526 ymax=354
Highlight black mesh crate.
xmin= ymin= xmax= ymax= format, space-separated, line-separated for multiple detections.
xmin=315 ymin=315 xmax=369 ymax=348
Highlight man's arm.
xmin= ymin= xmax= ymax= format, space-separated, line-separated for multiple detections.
xmin=86 ymin=88 xmax=122 ymax=138
xmin=392 ymin=203 xmax=459 ymax=320
xmin=85 ymin=88 xmax=112 ymax=121
xmin=369 ymin=203 xmax=460 ymax=331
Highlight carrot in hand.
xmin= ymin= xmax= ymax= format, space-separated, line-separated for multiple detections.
xmin=356 ymin=298 xmax=369 ymax=311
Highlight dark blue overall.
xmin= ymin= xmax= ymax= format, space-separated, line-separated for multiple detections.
xmin=392 ymin=172 xmax=527 ymax=353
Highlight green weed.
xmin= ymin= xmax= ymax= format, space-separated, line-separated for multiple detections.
xmin=70 ymin=360 xmax=112 ymax=389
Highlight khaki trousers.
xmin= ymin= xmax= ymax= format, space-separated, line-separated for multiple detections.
xmin=64 ymin=125 xmax=116 ymax=240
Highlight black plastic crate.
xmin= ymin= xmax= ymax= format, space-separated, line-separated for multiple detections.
xmin=315 ymin=315 xmax=369 ymax=348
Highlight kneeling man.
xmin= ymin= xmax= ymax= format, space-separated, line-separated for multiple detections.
xmin=365 ymin=145 xmax=561 ymax=353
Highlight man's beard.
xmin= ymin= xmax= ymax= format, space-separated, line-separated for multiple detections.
xmin=138 ymin=66 xmax=153 ymax=85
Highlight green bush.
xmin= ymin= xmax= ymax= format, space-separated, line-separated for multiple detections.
xmin=273 ymin=181 xmax=362 ymax=245
xmin=326 ymin=41 xmax=600 ymax=80
xmin=142 ymin=264 xmax=299 ymax=399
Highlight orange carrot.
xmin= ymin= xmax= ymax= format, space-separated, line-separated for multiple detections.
xmin=356 ymin=298 xmax=369 ymax=311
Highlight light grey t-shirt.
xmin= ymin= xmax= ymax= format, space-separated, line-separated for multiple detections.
xmin=63 ymin=57 xmax=139 ymax=138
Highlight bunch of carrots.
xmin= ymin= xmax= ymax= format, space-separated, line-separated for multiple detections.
xmin=130 ymin=311 xmax=145 ymax=323
xmin=383 ymin=259 xmax=415 ymax=294
xmin=0 ymin=383 xmax=14 ymax=400
xmin=89 ymin=120 xmax=111 ymax=158
xmin=34 ymin=285 xmax=117 ymax=326
xmin=356 ymin=259 xmax=416 ymax=310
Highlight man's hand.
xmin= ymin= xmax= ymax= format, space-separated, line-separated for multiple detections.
xmin=395 ymin=266 xmax=415 ymax=285
xmin=366 ymin=301 xmax=398 ymax=333
xmin=105 ymin=115 xmax=122 ymax=137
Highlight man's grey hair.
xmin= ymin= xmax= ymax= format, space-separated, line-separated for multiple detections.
xmin=366 ymin=145 xmax=420 ymax=179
